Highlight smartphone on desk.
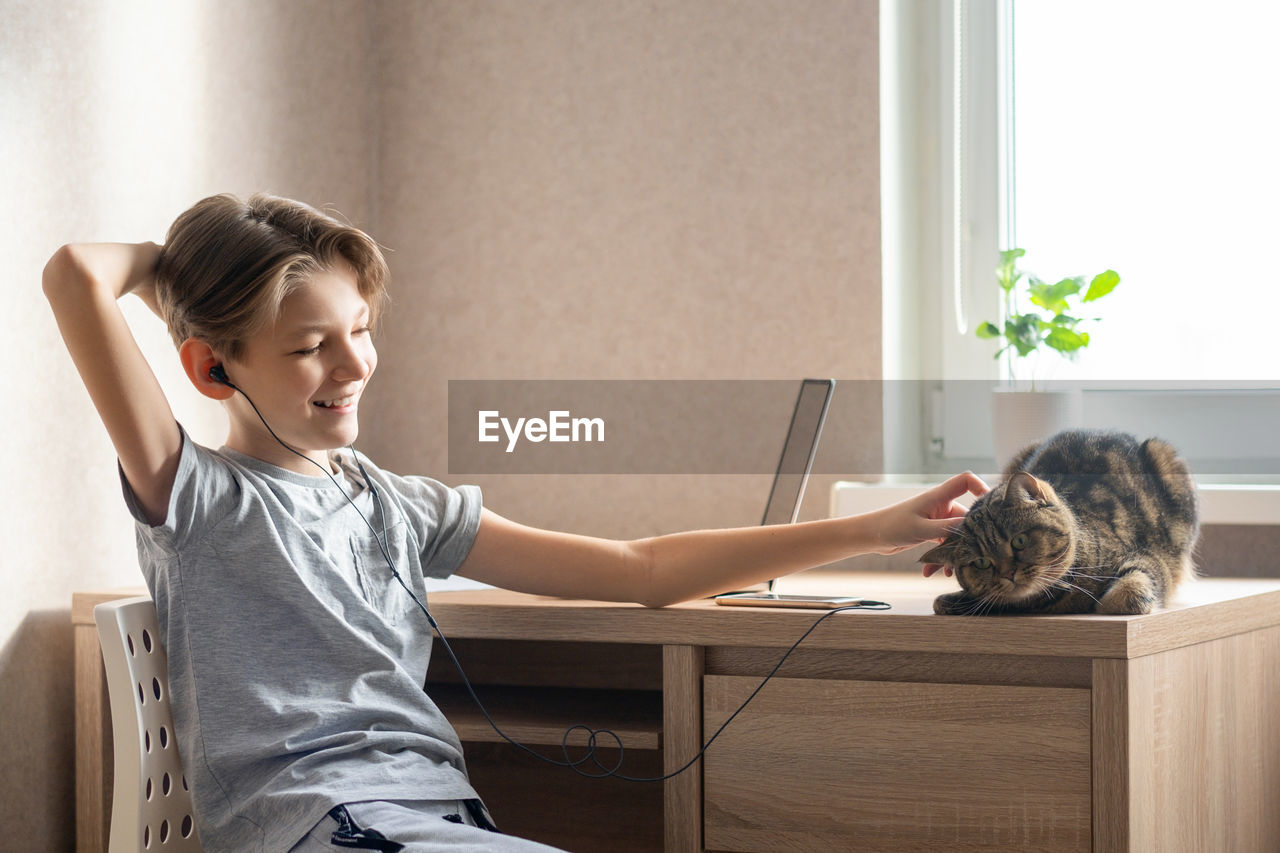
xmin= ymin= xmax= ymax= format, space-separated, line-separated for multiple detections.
xmin=714 ymin=591 xmax=866 ymax=609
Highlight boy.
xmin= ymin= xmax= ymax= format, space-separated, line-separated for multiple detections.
xmin=44 ymin=193 xmax=985 ymax=852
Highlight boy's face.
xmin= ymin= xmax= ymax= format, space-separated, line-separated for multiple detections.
xmin=223 ymin=263 xmax=377 ymax=474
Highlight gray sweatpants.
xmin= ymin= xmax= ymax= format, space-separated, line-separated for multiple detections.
xmin=288 ymin=799 xmax=568 ymax=853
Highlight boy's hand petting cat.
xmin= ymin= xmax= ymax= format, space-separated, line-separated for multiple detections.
xmin=864 ymin=471 xmax=987 ymax=565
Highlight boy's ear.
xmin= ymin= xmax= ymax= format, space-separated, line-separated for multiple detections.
xmin=179 ymin=338 xmax=236 ymax=401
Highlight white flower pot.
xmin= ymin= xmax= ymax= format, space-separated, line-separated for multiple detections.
xmin=990 ymin=387 xmax=1082 ymax=469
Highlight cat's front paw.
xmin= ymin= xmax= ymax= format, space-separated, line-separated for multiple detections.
xmin=1097 ymin=572 xmax=1159 ymax=615
xmin=933 ymin=591 xmax=976 ymax=615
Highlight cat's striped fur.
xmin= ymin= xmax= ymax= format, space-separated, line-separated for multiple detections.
xmin=923 ymin=429 xmax=1200 ymax=616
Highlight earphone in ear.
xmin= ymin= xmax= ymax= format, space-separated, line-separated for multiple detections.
xmin=209 ymin=364 xmax=231 ymax=386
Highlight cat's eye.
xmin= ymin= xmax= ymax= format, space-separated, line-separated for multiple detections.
xmin=1010 ymin=533 xmax=1030 ymax=550
xmin=972 ymin=557 xmax=993 ymax=570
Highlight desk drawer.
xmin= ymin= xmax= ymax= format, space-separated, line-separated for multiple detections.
xmin=702 ymin=675 xmax=1091 ymax=852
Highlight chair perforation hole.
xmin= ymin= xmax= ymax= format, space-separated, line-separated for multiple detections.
xmin=162 ymin=772 xmax=171 ymax=796
xmin=138 ymin=682 xmax=146 ymax=706
xmin=160 ymin=725 xmax=169 ymax=749
xmin=159 ymin=819 xmax=170 ymax=843
xmin=144 ymin=729 xmax=151 ymax=753
xmin=181 ymin=815 xmax=193 ymax=838
xmin=152 ymin=677 xmax=162 ymax=701
xmin=142 ymin=628 xmax=153 ymax=652
xmin=145 ymin=776 xmax=153 ymax=801
xmin=143 ymin=824 xmax=151 ymax=848
xmin=127 ymin=633 xmax=135 ymax=656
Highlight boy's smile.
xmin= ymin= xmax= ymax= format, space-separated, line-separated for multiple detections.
xmin=222 ymin=263 xmax=377 ymax=474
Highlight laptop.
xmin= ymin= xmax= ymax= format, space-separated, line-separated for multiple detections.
xmin=714 ymin=378 xmax=835 ymax=601
xmin=760 ymin=378 xmax=835 ymax=534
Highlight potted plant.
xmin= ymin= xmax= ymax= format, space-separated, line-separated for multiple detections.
xmin=976 ymin=248 xmax=1120 ymax=464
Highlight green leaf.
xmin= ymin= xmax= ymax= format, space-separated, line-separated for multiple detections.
xmin=975 ymin=321 xmax=1002 ymax=339
xmin=1045 ymin=327 xmax=1089 ymax=353
xmin=1007 ymin=314 xmax=1042 ymax=357
xmin=989 ymin=249 xmax=1115 ymax=372
xmin=1083 ymin=269 xmax=1120 ymax=302
xmin=997 ymin=248 xmax=1026 ymax=292
xmin=1029 ymin=277 xmax=1083 ymax=315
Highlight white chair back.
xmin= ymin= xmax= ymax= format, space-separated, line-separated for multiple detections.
xmin=95 ymin=596 xmax=202 ymax=852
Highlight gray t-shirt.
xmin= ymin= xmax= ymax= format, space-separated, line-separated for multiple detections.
xmin=121 ymin=428 xmax=484 ymax=852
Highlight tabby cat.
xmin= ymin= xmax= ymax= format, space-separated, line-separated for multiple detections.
xmin=922 ymin=429 xmax=1200 ymax=616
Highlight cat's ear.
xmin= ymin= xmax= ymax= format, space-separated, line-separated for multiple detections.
xmin=919 ymin=539 xmax=957 ymax=566
xmin=1005 ymin=470 xmax=1055 ymax=505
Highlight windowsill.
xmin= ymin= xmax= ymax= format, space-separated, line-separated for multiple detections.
xmin=832 ymin=480 xmax=1280 ymax=526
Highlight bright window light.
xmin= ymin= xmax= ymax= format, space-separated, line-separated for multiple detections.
xmin=1011 ymin=1 xmax=1280 ymax=382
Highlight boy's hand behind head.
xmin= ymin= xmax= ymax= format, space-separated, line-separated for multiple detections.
xmin=128 ymin=247 xmax=164 ymax=317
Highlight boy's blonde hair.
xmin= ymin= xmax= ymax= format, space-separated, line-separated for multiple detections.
xmin=155 ymin=193 xmax=389 ymax=359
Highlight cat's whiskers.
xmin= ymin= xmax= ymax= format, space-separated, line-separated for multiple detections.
xmin=960 ymin=588 xmax=1002 ymax=616
xmin=1051 ymin=576 xmax=1102 ymax=607
xmin=1063 ymin=567 xmax=1116 ymax=589
xmin=1020 ymin=572 xmax=1064 ymax=603
xmin=960 ymin=589 xmax=989 ymax=615
xmin=1064 ymin=565 xmax=1112 ymax=580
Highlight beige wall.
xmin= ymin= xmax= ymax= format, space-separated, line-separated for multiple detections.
xmin=2 ymin=0 xmax=879 ymax=847
xmin=366 ymin=0 xmax=882 ymax=538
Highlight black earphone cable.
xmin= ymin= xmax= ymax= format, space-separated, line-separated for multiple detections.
xmin=215 ymin=369 xmax=891 ymax=782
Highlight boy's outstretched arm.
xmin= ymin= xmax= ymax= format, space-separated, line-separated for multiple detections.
xmin=43 ymin=243 xmax=181 ymax=526
xmin=458 ymin=472 xmax=987 ymax=607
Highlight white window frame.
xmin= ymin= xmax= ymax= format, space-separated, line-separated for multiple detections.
xmin=880 ymin=0 xmax=1280 ymax=484
xmin=881 ymin=0 xmax=1005 ymax=476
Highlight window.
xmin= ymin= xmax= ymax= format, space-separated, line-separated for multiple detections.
xmin=1011 ymin=0 xmax=1280 ymax=382
xmin=880 ymin=0 xmax=1280 ymax=479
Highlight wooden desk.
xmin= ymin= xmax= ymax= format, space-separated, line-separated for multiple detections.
xmin=73 ymin=573 xmax=1280 ymax=852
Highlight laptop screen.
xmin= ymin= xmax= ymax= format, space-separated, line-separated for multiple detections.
xmin=761 ymin=378 xmax=835 ymax=526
